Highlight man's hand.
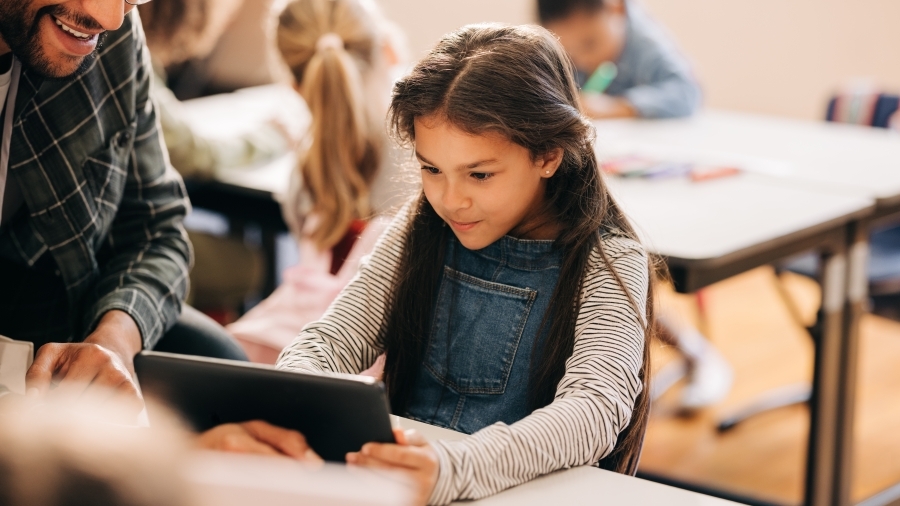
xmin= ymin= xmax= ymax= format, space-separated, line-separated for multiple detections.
xmin=198 ymin=420 xmax=323 ymax=463
xmin=580 ymin=92 xmax=637 ymax=119
xmin=347 ymin=428 xmax=439 ymax=506
xmin=25 ymin=310 xmax=143 ymax=415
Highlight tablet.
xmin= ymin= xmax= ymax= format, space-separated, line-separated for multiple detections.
xmin=134 ymin=351 xmax=395 ymax=462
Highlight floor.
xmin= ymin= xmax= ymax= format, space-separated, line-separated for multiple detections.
xmin=638 ymin=267 xmax=900 ymax=505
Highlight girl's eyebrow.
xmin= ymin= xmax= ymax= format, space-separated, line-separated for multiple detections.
xmin=415 ymin=151 xmax=499 ymax=170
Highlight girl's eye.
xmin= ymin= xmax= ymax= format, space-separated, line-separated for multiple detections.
xmin=471 ymin=172 xmax=493 ymax=181
xmin=421 ymin=165 xmax=441 ymax=175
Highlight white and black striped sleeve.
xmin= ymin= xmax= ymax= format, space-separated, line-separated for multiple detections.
xmin=275 ymin=202 xmax=414 ymax=374
xmin=426 ymin=237 xmax=648 ymax=505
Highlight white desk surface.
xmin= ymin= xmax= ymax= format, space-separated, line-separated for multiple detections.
xmin=605 ymin=172 xmax=872 ymax=262
xmin=179 ymin=85 xmax=308 ymax=200
xmin=594 ymin=110 xmax=900 ymax=203
xmin=181 ymin=96 xmax=877 ymax=263
xmin=397 ymin=418 xmax=744 ymax=506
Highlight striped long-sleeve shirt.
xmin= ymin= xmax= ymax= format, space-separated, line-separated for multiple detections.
xmin=277 ymin=202 xmax=649 ymax=504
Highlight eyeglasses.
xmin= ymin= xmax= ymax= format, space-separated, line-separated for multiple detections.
xmin=124 ymin=0 xmax=153 ymax=5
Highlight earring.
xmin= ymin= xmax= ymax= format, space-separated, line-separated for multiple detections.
xmin=545 ymin=170 xmax=550 ymax=175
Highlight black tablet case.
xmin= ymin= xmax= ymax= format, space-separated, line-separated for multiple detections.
xmin=135 ymin=351 xmax=395 ymax=462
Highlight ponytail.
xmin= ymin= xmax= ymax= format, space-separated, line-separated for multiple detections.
xmin=276 ymin=0 xmax=382 ymax=250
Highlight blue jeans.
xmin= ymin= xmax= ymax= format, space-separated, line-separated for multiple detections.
xmin=153 ymin=305 xmax=248 ymax=361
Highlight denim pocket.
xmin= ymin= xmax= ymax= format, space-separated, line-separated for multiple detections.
xmin=425 ymin=266 xmax=537 ymax=395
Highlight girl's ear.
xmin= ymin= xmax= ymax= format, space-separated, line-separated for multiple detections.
xmin=537 ymin=148 xmax=564 ymax=178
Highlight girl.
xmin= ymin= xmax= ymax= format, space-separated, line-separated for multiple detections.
xmin=276 ymin=23 xmax=654 ymax=504
xmin=227 ymin=0 xmax=411 ymax=363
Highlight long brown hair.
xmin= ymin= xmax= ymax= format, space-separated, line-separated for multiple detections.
xmin=383 ymin=23 xmax=656 ymax=475
xmin=276 ymin=0 xmax=383 ymax=249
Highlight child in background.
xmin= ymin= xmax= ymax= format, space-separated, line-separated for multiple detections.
xmin=139 ymin=0 xmax=290 ymax=324
xmin=541 ymin=0 xmax=732 ymax=410
xmin=263 ymin=23 xmax=655 ymax=504
xmin=538 ymin=0 xmax=701 ymax=119
xmin=139 ymin=0 xmax=293 ymax=180
xmin=226 ymin=0 xmax=411 ymax=363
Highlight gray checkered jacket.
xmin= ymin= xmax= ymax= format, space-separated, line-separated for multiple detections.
xmin=0 ymin=12 xmax=191 ymax=348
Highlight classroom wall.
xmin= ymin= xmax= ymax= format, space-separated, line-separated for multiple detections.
xmin=377 ymin=0 xmax=900 ymax=121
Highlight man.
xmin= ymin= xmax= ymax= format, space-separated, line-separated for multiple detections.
xmin=0 ymin=0 xmax=243 ymax=413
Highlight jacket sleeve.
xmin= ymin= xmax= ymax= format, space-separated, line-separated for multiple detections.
xmin=151 ymin=67 xmax=289 ymax=180
xmin=620 ymin=67 xmax=702 ymax=119
xmin=83 ymin=12 xmax=192 ymax=348
xmin=615 ymin=5 xmax=702 ymax=119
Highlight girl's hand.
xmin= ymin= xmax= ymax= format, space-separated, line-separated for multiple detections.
xmin=347 ymin=428 xmax=439 ymax=506
xmin=579 ymin=92 xmax=637 ymax=119
xmin=197 ymin=420 xmax=323 ymax=464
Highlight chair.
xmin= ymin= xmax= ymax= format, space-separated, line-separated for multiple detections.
xmin=825 ymin=91 xmax=899 ymax=129
xmin=716 ymin=92 xmax=900 ymax=432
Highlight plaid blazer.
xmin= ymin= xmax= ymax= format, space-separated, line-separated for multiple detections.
xmin=0 ymin=12 xmax=191 ymax=348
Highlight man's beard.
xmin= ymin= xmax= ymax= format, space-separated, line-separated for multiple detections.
xmin=0 ymin=2 xmax=105 ymax=80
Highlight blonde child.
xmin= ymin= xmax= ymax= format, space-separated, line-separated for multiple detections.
xmin=259 ymin=23 xmax=656 ymax=504
xmin=227 ymin=0 xmax=410 ymax=363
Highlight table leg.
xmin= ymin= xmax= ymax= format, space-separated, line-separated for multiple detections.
xmin=805 ymin=246 xmax=847 ymax=506
xmin=261 ymin=229 xmax=278 ymax=297
xmin=833 ymin=224 xmax=868 ymax=506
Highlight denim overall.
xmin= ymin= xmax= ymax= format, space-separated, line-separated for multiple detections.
xmin=404 ymin=233 xmax=562 ymax=434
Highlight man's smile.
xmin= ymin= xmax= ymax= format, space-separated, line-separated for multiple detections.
xmin=52 ymin=15 xmax=100 ymax=40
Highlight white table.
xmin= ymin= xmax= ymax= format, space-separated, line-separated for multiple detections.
xmin=177 ymin=84 xmax=306 ymax=201
xmin=396 ymin=418 xmax=744 ymax=506
xmin=592 ymin=111 xmax=900 ymax=506
xmin=595 ymin=110 xmax=900 ymax=203
xmin=184 ymin=416 xmax=743 ymax=506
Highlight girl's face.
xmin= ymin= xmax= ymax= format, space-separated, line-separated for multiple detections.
xmin=543 ymin=4 xmax=627 ymax=75
xmin=415 ymin=115 xmax=563 ymax=250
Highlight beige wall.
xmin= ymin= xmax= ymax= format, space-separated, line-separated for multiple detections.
xmin=378 ymin=0 xmax=900 ymax=120
xmin=642 ymin=0 xmax=900 ymax=120
xmin=378 ymin=0 xmax=535 ymax=60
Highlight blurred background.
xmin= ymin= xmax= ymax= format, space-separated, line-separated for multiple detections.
xmin=190 ymin=0 xmax=900 ymax=120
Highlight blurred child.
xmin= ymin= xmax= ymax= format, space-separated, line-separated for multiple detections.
xmin=139 ymin=0 xmax=293 ymax=180
xmin=226 ymin=0 xmax=411 ymax=363
xmin=538 ymin=0 xmax=701 ymax=119
xmin=540 ymin=0 xmax=731 ymax=410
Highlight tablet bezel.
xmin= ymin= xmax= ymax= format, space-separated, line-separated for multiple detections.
xmin=135 ymin=351 xmax=396 ymax=462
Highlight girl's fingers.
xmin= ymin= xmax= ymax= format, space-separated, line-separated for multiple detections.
xmin=351 ymin=444 xmax=439 ymax=506
xmin=392 ymin=427 xmax=427 ymax=447
xmin=360 ymin=443 xmax=432 ymax=469
xmin=348 ymin=451 xmax=400 ymax=470
xmin=404 ymin=429 xmax=428 ymax=446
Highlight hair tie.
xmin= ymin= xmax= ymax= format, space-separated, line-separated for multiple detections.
xmin=316 ymin=33 xmax=344 ymax=52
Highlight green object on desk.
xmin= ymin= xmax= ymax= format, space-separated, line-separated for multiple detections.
xmin=583 ymin=61 xmax=618 ymax=94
